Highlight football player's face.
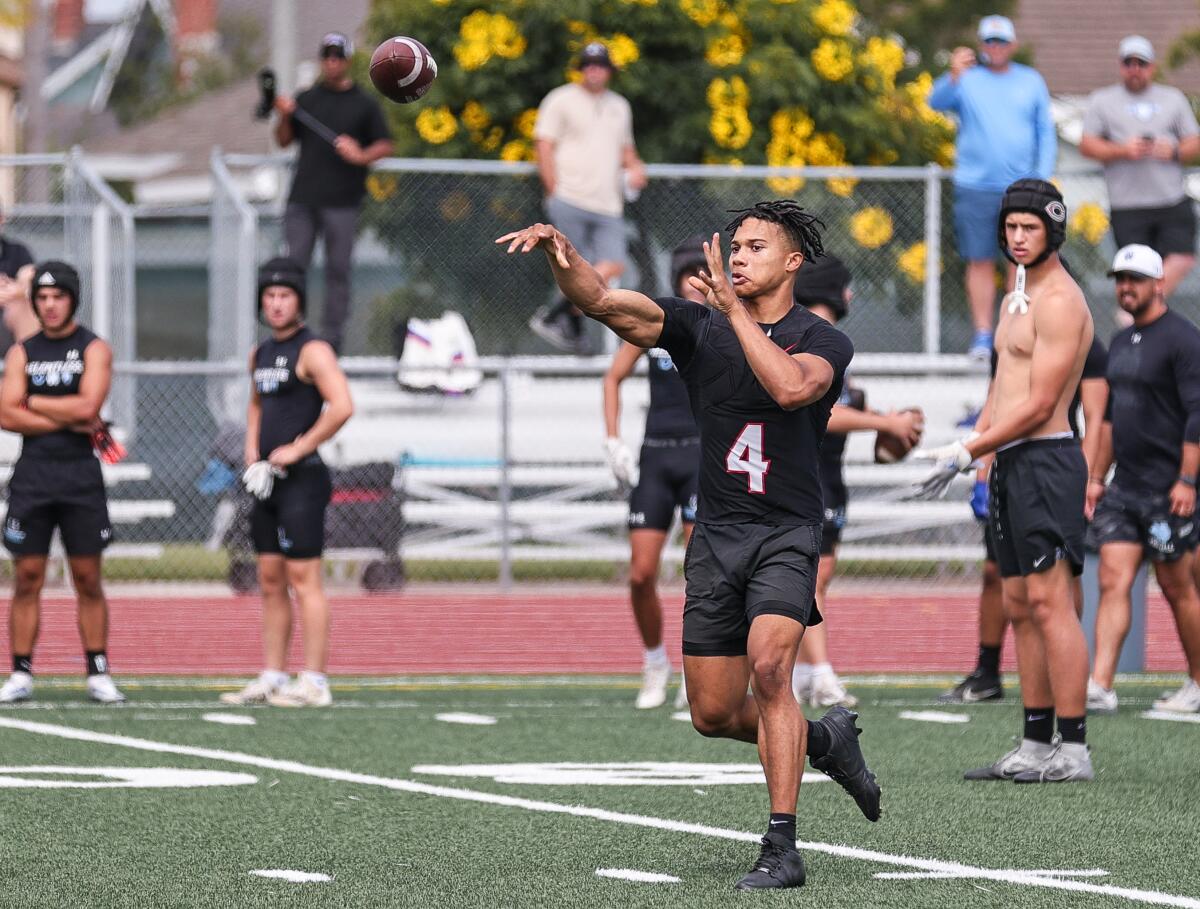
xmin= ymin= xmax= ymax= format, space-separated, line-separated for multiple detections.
xmin=728 ymin=219 xmax=802 ymax=298
xmin=261 ymin=286 xmax=302 ymax=330
xmin=34 ymin=287 xmax=72 ymax=331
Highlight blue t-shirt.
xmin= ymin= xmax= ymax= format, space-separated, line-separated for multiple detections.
xmin=930 ymin=63 xmax=1057 ymax=192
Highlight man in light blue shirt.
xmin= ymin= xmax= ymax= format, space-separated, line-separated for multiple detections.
xmin=930 ymin=15 xmax=1057 ymax=360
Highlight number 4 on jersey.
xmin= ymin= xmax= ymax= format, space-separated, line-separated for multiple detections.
xmin=726 ymin=423 xmax=770 ymax=494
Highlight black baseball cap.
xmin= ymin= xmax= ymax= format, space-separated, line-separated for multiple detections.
xmin=579 ymin=42 xmax=615 ymax=70
xmin=320 ymin=32 xmax=354 ymax=58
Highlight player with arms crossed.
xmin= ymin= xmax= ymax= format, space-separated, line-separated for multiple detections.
xmin=602 ymin=236 xmax=705 ymax=710
xmin=917 ymin=180 xmax=1096 ymax=782
xmin=0 ymin=262 xmax=123 ymax=704
xmin=499 ymin=201 xmax=881 ymax=892
xmin=221 ymin=258 xmax=353 ymax=708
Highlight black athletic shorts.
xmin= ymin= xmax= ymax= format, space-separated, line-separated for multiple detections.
xmin=250 ymin=459 xmax=332 ymax=560
xmin=1111 ymin=199 xmax=1197 ymax=257
xmin=1086 ymin=481 xmax=1199 ymax=562
xmin=979 ymin=515 xmax=997 ymax=563
xmin=821 ymin=504 xmax=846 ymax=556
xmin=989 ymin=438 xmax=1086 ymax=579
xmin=3 ymin=456 xmax=112 ymax=557
xmin=682 ymin=521 xmax=823 ymax=657
xmin=628 ymin=437 xmax=699 ymax=532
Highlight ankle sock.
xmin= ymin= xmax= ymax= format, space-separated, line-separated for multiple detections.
xmin=1023 ymin=707 xmax=1055 ymax=744
xmin=1057 ymin=714 xmax=1086 ymax=745
xmin=13 ymin=654 xmax=31 ymax=676
xmin=768 ymin=813 xmax=796 ymax=843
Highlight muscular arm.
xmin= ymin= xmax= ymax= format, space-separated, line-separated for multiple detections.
xmin=827 ymin=406 xmax=890 ymax=434
xmin=602 ymin=342 xmax=642 ymax=438
xmin=497 ymin=224 xmax=664 ymax=347
xmin=280 ymin=341 xmax=354 ymax=460
xmin=245 ymin=349 xmax=261 ymax=466
xmin=725 ymin=306 xmax=834 ymax=410
xmin=26 ymin=340 xmax=111 ymax=424
xmin=1078 ymin=376 xmax=1108 ymax=475
xmin=968 ymin=293 xmax=1089 ymax=459
xmin=0 ymin=345 xmax=60 ymax=435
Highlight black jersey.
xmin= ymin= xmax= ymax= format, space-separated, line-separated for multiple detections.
xmin=1068 ymin=336 xmax=1108 ymax=438
xmin=644 ymin=347 xmax=698 ymax=439
xmin=819 ymin=379 xmax=864 ymax=510
xmin=20 ymin=325 xmax=99 ymax=460
xmin=654 ymin=298 xmax=853 ymax=525
xmin=254 ymin=326 xmax=325 ymax=456
xmin=1106 ymin=310 xmax=1200 ymax=494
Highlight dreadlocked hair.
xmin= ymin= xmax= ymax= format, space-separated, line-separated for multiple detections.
xmin=724 ymin=200 xmax=826 ymax=262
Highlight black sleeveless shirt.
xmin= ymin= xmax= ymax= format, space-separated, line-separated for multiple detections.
xmin=644 ymin=347 xmax=698 ymax=440
xmin=21 ymin=325 xmax=99 ymax=460
xmin=254 ymin=326 xmax=325 ymax=456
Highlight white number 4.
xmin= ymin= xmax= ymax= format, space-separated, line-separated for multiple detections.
xmin=725 ymin=423 xmax=770 ymax=494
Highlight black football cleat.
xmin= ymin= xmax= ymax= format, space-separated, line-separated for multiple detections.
xmin=809 ymin=706 xmax=882 ymax=822
xmin=734 ymin=833 xmax=806 ymax=891
xmin=938 ymin=669 xmax=1003 ymax=704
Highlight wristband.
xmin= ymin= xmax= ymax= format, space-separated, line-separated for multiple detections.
xmin=1179 ymin=475 xmax=1197 ymax=488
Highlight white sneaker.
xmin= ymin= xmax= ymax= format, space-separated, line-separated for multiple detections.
xmin=674 ymin=675 xmax=688 ymax=710
xmin=1153 ymin=679 xmax=1200 ymax=713
xmin=86 ymin=673 xmax=126 ymax=704
xmin=1012 ymin=742 xmax=1094 ymax=784
xmin=220 ymin=675 xmax=284 ymax=706
xmin=810 ymin=671 xmax=858 ymax=708
xmin=964 ymin=736 xmax=1058 ymax=780
xmin=1086 ymin=678 xmax=1118 ymax=714
xmin=635 ymin=661 xmax=671 ymax=709
xmin=0 ymin=671 xmax=33 ymax=704
xmin=268 ymin=676 xmax=332 ymax=707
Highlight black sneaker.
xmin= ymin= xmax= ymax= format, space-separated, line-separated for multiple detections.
xmin=733 ymin=832 xmax=806 ymax=891
xmin=809 ymin=706 xmax=881 ymax=822
xmin=528 ymin=305 xmax=580 ymax=352
xmin=937 ymin=669 xmax=1003 ymax=704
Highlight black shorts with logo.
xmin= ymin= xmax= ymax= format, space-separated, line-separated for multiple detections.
xmin=1111 ymin=199 xmax=1197 ymax=257
xmin=821 ymin=504 xmax=846 ymax=556
xmin=682 ymin=521 xmax=823 ymax=657
xmin=3 ymin=456 xmax=112 ymax=556
xmin=1086 ymin=481 xmax=1199 ymax=562
xmin=628 ymin=437 xmax=699 ymax=532
xmin=250 ymin=459 xmax=332 ymax=560
xmin=988 ymin=438 xmax=1086 ymax=579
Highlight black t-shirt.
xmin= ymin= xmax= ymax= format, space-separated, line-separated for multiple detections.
xmin=0 ymin=237 xmax=33 ymax=278
xmin=819 ymin=377 xmax=863 ymax=511
xmin=1106 ymin=310 xmax=1200 ymax=493
xmin=20 ymin=325 xmax=99 ymax=460
xmin=1068 ymin=336 xmax=1108 ymax=438
xmin=654 ymin=298 xmax=854 ymax=525
xmin=288 ymin=83 xmax=390 ymax=207
xmin=644 ymin=346 xmax=698 ymax=439
xmin=254 ymin=326 xmax=325 ymax=456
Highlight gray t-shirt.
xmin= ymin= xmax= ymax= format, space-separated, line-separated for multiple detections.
xmin=1083 ymin=83 xmax=1199 ymax=210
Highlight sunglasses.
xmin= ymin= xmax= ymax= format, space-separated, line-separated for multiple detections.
xmin=1121 ymin=57 xmax=1150 ymax=68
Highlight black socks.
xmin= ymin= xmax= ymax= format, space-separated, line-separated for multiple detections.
xmin=768 ymin=813 xmax=796 ymax=843
xmin=978 ymin=644 xmax=1001 ymax=676
xmin=13 ymin=654 xmax=31 ymax=675
xmin=85 ymin=651 xmax=109 ymax=677
xmin=1023 ymin=707 xmax=1055 ymax=744
xmin=1057 ymin=714 xmax=1086 ymax=745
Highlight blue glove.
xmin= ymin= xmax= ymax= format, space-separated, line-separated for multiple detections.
xmin=970 ymin=479 xmax=989 ymax=522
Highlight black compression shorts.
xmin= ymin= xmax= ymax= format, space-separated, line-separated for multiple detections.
xmin=3 ymin=456 xmax=112 ymax=557
xmin=628 ymin=438 xmax=699 ymax=532
xmin=251 ymin=459 xmax=332 ymax=560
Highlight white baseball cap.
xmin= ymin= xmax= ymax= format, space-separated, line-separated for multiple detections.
xmin=1108 ymin=244 xmax=1164 ymax=279
xmin=1118 ymin=35 xmax=1154 ymax=62
xmin=978 ymin=15 xmax=1016 ymax=43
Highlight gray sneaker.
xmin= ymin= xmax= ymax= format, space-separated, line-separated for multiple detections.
xmin=964 ymin=737 xmax=1057 ymax=781
xmin=1012 ymin=742 xmax=1094 ymax=784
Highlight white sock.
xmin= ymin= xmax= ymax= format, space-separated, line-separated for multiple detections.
xmin=301 ymin=670 xmax=328 ymax=689
xmin=792 ymin=663 xmax=813 ymax=687
xmin=260 ymin=669 xmax=289 ymax=689
xmin=644 ymin=645 xmax=668 ymax=667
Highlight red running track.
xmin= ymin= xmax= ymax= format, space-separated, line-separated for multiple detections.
xmin=5 ymin=588 xmax=1189 ymax=676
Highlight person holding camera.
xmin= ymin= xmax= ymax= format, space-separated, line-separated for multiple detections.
xmin=930 ymin=15 xmax=1056 ymax=362
xmin=272 ymin=33 xmax=393 ymax=353
xmin=1080 ymin=36 xmax=1200 ymax=300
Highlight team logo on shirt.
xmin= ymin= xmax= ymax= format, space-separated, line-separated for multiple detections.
xmin=27 ymin=349 xmax=84 ymax=389
xmin=648 ymin=348 xmax=676 ymax=372
xmin=255 ymin=356 xmax=291 ymax=394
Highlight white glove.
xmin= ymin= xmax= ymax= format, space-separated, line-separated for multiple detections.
xmin=910 ymin=439 xmax=976 ymax=500
xmin=242 ymin=460 xmax=286 ymax=500
xmin=604 ymin=437 xmax=639 ymax=489
xmin=911 ymin=432 xmax=980 ymax=463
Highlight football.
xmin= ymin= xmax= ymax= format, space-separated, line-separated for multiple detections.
xmin=369 ymin=36 xmax=438 ymax=104
xmin=874 ymin=408 xmax=924 ymax=464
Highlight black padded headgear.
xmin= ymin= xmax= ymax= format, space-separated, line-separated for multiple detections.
xmin=997 ymin=178 xmax=1067 ymax=267
xmin=257 ymin=257 xmax=306 ymax=312
xmin=669 ymin=234 xmax=707 ymax=293
xmin=32 ymin=260 xmax=81 ymax=317
xmin=794 ymin=253 xmax=851 ymax=321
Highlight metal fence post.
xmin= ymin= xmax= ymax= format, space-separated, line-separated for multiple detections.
xmin=498 ymin=361 xmax=513 ymax=590
xmin=923 ymin=163 xmax=943 ymax=355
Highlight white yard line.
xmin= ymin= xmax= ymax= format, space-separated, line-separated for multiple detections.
xmin=898 ymin=710 xmax=970 ymax=724
xmin=1141 ymin=710 xmax=1200 ymax=724
xmin=595 ymin=868 xmax=680 ymax=883
xmin=0 ymin=717 xmax=1197 ymax=909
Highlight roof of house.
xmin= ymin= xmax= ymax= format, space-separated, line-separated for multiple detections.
xmin=1015 ymin=0 xmax=1200 ymax=95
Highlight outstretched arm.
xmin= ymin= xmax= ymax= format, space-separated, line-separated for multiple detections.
xmin=497 ymin=223 xmax=664 ymax=348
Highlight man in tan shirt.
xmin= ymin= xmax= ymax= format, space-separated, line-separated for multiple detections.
xmin=529 ymin=42 xmax=646 ymax=353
